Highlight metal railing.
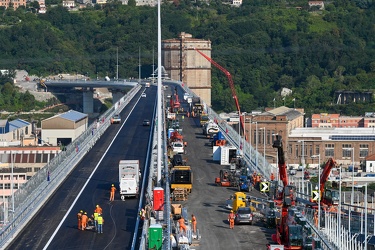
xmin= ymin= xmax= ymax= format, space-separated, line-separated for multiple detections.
xmin=0 ymin=85 xmax=141 ymax=248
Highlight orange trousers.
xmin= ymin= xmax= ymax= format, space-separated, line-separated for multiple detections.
xmin=229 ymin=219 xmax=234 ymax=229
xmin=180 ymin=224 xmax=187 ymax=233
xmin=192 ymin=222 xmax=197 ymax=233
xmin=110 ymin=191 xmax=115 ymax=201
xmin=81 ymin=219 xmax=87 ymax=230
xmin=78 ymin=219 xmax=81 ymax=230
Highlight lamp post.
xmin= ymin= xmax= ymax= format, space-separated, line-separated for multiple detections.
xmin=10 ymin=151 xmax=14 ymax=220
xmin=312 ymin=154 xmax=320 ymax=229
xmin=255 ymin=122 xmax=258 ymax=166
xmin=273 ymin=133 xmax=278 ymax=181
xmin=298 ymin=140 xmax=305 ymax=195
xmin=261 ymin=127 xmax=266 ymax=168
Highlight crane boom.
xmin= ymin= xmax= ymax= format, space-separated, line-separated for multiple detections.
xmin=320 ymin=158 xmax=336 ymax=193
xmin=194 ymin=48 xmax=245 ymax=137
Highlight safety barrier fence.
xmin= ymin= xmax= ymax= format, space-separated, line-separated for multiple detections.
xmin=138 ymin=87 xmax=172 ymax=250
xmin=0 ymin=85 xmax=141 ymax=248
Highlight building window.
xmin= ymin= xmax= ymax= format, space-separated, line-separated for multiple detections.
xmin=26 ymin=167 xmax=32 ymax=172
xmin=360 ymin=144 xmax=368 ymax=158
xmin=296 ymin=144 xmax=299 ymax=158
xmin=34 ymin=167 xmax=40 ymax=172
xmin=325 ymin=143 xmax=334 ymax=157
xmin=342 ymin=145 xmax=353 ymax=158
xmin=315 ymin=145 xmax=320 ymax=155
xmin=0 ymin=184 xmax=3 ymax=189
xmin=4 ymin=183 xmax=10 ymax=189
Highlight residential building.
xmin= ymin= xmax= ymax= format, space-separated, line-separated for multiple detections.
xmin=0 ymin=119 xmax=36 ymax=147
xmin=0 ymin=0 xmax=26 ymax=9
xmin=308 ymin=1 xmax=325 ymax=10
xmin=312 ymin=112 xmax=375 ymax=128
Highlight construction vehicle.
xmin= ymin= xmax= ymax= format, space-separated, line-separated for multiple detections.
xmin=270 ymin=135 xmax=303 ymax=249
xmin=195 ymin=48 xmax=246 ymax=139
xmin=170 ymin=166 xmax=193 ymax=193
xmin=308 ymin=158 xmax=339 ymax=208
xmin=203 ymin=120 xmax=219 ymax=137
xmin=200 ymin=112 xmax=209 ymax=126
xmin=119 ymin=160 xmax=140 ymax=200
xmin=210 ymin=131 xmax=226 ymax=147
xmin=237 ymin=175 xmax=252 ymax=192
xmin=215 ymin=168 xmax=238 ymax=187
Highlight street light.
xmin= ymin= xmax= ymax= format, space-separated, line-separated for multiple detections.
xmin=298 ymin=140 xmax=305 ymax=196
xmin=273 ymin=133 xmax=278 ymax=181
xmin=312 ymin=154 xmax=320 ymax=229
xmin=344 ymin=148 xmax=355 ymax=233
xmin=260 ymin=127 xmax=266 ymax=168
xmin=254 ymin=122 xmax=258 ymax=166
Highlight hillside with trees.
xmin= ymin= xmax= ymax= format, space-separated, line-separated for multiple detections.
xmin=0 ymin=0 xmax=374 ymax=116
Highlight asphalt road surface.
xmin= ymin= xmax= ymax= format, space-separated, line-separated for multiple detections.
xmin=7 ymin=87 xmax=156 ymax=250
xmin=173 ymin=85 xmax=274 ymax=250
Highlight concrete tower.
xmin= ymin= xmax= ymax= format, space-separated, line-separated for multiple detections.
xmin=162 ymin=32 xmax=212 ymax=106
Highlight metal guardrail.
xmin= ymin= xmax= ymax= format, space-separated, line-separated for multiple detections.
xmin=0 ymin=85 xmax=141 ymax=248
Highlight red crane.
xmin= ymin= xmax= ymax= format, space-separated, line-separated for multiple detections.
xmin=270 ymin=135 xmax=303 ymax=250
xmin=194 ymin=48 xmax=245 ymax=137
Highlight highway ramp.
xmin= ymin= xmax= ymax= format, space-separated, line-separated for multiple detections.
xmin=7 ymin=87 xmax=156 ymax=250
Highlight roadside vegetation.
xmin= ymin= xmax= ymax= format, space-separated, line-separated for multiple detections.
xmin=0 ymin=0 xmax=374 ymax=116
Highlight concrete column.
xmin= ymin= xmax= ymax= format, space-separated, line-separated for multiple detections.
xmin=112 ymin=91 xmax=125 ymax=104
xmin=82 ymin=88 xmax=94 ymax=114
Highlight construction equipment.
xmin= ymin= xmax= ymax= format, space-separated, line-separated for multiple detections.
xmin=200 ymin=112 xmax=209 ymax=127
xmin=195 ymin=48 xmax=245 ymax=138
xmin=215 ymin=169 xmax=238 ymax=187
xmin=270 ymin=135 xmax=303 ymax=250
xmin=308 ymin=158 xmax=339 ymax=208
xmin=203 ymin=120 xmax=219 ymax=137
xmin=170 ymin=166 xmax=193 ymax=193
xmin=169 ymin=86 xmax=180 ymax=113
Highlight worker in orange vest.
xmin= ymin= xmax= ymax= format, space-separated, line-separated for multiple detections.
xmin=178 ymin=217 xmax=187 ymax=234
xmin=270 ymin=173 xmax=275 ymax=181
xmin=110 ymin=184 xmax=116 ymax=202
xmin=228 ymin=210 xmax=235 ymax=229
xmin=191 ymin=214 xmax=197 ymax=234
xmin=95 ymin=204 xmax=103 ymax=214
xmin=81 ymin=212 xmax=88 ymax=230
xmin=77 ymin=210 xmax=83 ymax=230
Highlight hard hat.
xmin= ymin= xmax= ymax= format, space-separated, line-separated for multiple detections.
xmin=80 ymin=210 xmax=83 ymax=213
xmin=112 ymin=184 xmax=114 ymax=186
xmin=84 ymin=212 xmax=87 ymax=214
xmin=230 ymin=210 xmax=233 ymax=212
xmin=96 ymin=205 xmax=99 ymax=207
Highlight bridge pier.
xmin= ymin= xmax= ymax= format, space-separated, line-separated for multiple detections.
xmin=112 ymin=90 xmax=126 ymax=104
xmin=82 ymin=88 xmax=94 ymax=114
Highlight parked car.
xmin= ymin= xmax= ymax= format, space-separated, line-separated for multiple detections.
xmin=111 ymin=114 xmax=121 ymax=124
xmin=141 ymin=93 xmax=147 ymax=98
xmin=143 ymin=119 xmax=150 ymax=126
xmin=171 ymin=141 xmax=184 ymax=154
xmin=234 ymin=207 xmax=253 ymax=225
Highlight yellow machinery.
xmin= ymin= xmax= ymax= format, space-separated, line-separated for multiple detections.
xmin=170 ymin=166 xmax=193 ymax=193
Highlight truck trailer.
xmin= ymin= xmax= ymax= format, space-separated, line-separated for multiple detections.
xmin=119 ymin=160 xmax=140 ymax=200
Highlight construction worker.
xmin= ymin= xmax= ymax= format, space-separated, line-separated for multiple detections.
xmin=77 ymin=210 xmax=83 ymax=230
xmin=92 ymin=211 xmax=99 ymax=231
xmin=95 ymin=204 xmax=103 ymax=214
xmin=81 ymin=212 xmax=88 ymax=230
xmin=270 ymin=173 xmax=275 ymax=181
xmin=178 ymin=217 xmax=187 ymax=234
xmin=97 ymin=214 xmax=104 ymax=233
xmin=110 ymin=184 xmax=116 ymax=202
xmin=139 ymin=208 xmax=146 ymax=220
xmin=228 ymin=210 xmax=235 ymax=229
xmin=191 ymin=214 xmax=197 ymax=234
xmin=182 ymin=115 xmax=184 ymax=121
xmin=314 ymin=210 xmax=318 ymax=227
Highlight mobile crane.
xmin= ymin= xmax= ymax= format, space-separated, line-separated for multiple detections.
xmin=309 ymin=158 xmax=339 ymax=208
xmin=270 ymin=135 xmax=303 ymax=250
xmin=194 ymin=48 xmax=246 ymax=138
